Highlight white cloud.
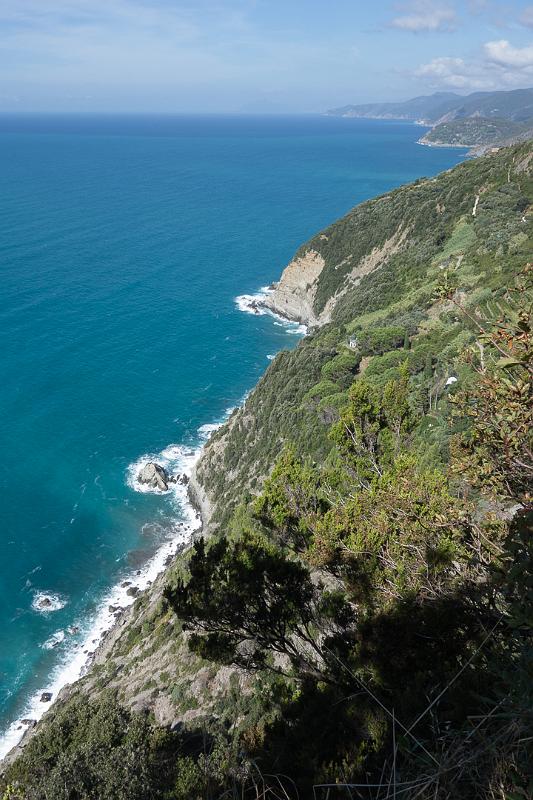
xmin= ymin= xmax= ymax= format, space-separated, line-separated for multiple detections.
xmin=484 ymin=39 xmax=533 ymax=69
xmin=415 ymin=36 xmax=533 ymax=92
xmin=390 ymin=1 xmax=457 ymax=32
xmin=414 ymin=56 xmax=492 ymax=88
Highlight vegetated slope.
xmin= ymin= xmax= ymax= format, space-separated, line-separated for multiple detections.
xmin=2 ymin=142 xmax=532 ymax=800
xmin=262 ymin=140 xmax=530 ymax=322
xmin=420 ymin=117 xmax=531 ymax=148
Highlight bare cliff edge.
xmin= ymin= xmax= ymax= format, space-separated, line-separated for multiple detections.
xmin=262 ymin=249 xmax=327 ymax=326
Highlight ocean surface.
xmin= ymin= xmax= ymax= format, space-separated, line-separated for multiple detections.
xmin=0 ymin=113 xmax=466 ymax=755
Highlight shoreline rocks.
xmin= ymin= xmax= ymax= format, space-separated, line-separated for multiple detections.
xmin=138 ymin=462 xmax=169 ymax=491
xmin=137 ymin=463 xmax=190 ymax=492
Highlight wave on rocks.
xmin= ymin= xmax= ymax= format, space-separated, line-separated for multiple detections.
xmin=31 ymin=592 xmax=68 ymax=614
xmin=235 ymin=286 xmax=307 ymax=336
xmin=234 ymin=285 xmax=274 ymax=316
xmin=41 ymin=630 xmax=66 ymax=650
xmin=0 ymin=413 xmax=232 ymax=762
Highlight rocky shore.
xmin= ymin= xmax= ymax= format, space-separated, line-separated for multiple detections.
xmin=0 ymin=454 xmax=212 ymax=770
xmin=260 ymin=250 xmax=327 ymax=327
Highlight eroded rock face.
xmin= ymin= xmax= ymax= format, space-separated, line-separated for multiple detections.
xmin=138 ymin=462 xmax=169 ymax=491
xmin=263 ymin=249 xmax=326 ymax=326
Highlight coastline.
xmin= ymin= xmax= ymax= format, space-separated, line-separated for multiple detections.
xmin=0 ymin=449 xmax=203 ymax=764
xmin=417 ymin=138 xmax=471 ymax=149
xmin=324 ymin=113 xmax=477 ymax=156
xmin=0 ymin=411 xmax=236 ymax=764
xmin=235 ymin=286 xmax=309 ymax=332
xmin=417 ymin=137 xmax=481 ymax=157
xmin=0 ymin=291 xmax=305 ymax=768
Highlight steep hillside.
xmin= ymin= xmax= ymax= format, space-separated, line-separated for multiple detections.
xmin=263 ymin=144 xmax=531 ymax=324
xmin=2 ymin=141 xmax=532 ymax=800
xmin=420 ymin=117 xmax=530 ymax=148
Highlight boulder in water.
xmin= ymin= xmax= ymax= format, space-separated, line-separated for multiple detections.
xmin=138 ymin=462 xmax=169 ymax=491
xmin=40 ymin=692 xmax=52 ymax=703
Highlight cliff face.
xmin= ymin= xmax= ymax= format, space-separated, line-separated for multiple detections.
xmin=263 ymin=249 xmax=327 ymax=326
xmin=263 ymin=225 xmax=410 ymax=328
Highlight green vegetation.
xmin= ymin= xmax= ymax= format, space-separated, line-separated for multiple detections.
xmin=307 ymin=146 xmax=531 ymax=316
xmin=2 ymin=141 xmax=532 ymax=800
xmin=2 ymin=696 xmax=179 ymax=799
xmin=423 ymin=117 xmax=530 ymax=148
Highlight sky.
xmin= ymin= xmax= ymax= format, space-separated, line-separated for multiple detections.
xmin=1 ymin=0 xmax=533 ymax=112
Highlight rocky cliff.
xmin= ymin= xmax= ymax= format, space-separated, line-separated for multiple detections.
xmin=263 ymin=249 xmax=327 ymax=325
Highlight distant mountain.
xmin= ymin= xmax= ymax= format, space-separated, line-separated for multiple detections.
xmin=326 ymin=88 xmax=533 ymax=125
xmin=326 ymin=91 xmax=461 ymax=123
xmin=327 ymin=88 xmax=533 ymax=151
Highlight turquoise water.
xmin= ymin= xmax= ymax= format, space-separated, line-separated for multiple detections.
xmin=0 ymin=114 xmax=465 ymax=750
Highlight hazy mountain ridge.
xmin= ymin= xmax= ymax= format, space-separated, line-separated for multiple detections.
xmin=327 ymin=88 xmax=533 ymax=124
xmin=327 ymin=88 xmax=533 ymax=151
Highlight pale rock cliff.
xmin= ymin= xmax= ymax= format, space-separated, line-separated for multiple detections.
xmin=263 ymin=249 xmax=327 ymax=326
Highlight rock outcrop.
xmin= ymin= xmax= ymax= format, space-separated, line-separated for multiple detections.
xmin=138 ymin=462 xmax=169 ymax=492
xmin=263 ymin=249 xmax=326 ymax=326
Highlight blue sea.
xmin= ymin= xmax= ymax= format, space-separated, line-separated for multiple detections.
xmin=0 ymin=113 xmax=465 ymax=754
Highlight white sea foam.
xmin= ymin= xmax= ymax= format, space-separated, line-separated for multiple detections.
xmin=0 ymin=515 xmax=196 ymax=760
xmin=235 ymin=286 xmax=307 ymax=337
xmin=41 ymin=630 xmax=66 ymax=650
xmin=234 ymin=285 xmax=274 ymax=316
xmin=285 ymin=323 xmax=307 ymax=335
xmin=31 ymin=592 xmax=67 ymax=614
xmin=0 ymin=408 xmax=237 ymax=762
xmin=126 ymin=443 xmax=198 ymax=498
xmin=0 ymin=512 xmax=198 ymax=759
